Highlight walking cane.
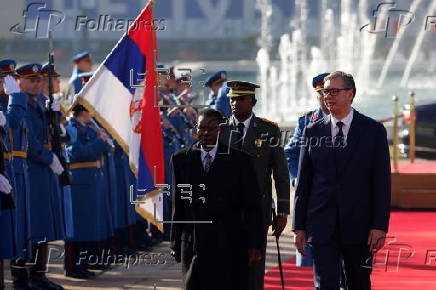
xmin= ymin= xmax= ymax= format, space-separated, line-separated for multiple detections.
xmin=272 ymin=208 xmax=285 ymax=290
xmin=0 ymin=259 xmax=4 ymax=289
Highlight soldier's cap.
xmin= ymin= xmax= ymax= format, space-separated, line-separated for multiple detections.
xmin=72 ymin=51 xmax=91 ymax=63
xmin=72 ymin=104 xmax=88 ymax=113
xmin=40 ymin=63 xmax=60 ymax=77
xmin=77 ymin=71 xmax=94 ymax=84
xmin=0 ymin=59 xmax=18 ymax=77
xmin=312 ymin=72 xmax=330 ymax=92
xmin=16 ymin=63 xmax=42 ymax=78
xmin=226 ymin=81 xmax=259 ymax=98
xmin=204 ymin=71 xmax=227 ymax=88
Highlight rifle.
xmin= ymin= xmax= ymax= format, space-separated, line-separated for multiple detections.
xmin=272 ymin=207 xmax=285 ymax=290
xmin=48 ymin=32 xmax=71 ymax=186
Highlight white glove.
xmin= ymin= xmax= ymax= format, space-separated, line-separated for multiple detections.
xmin=3 ymin=75 xmax=20 ymax=95
xmin=0 ymin=111 xmax=6 ymax=127
xmin=60 ymin=123 xmax=66 ymax=137
xmin=0 ymin=174 xmax=12 ymax=194
xmin=49 ymin=154 xmax=64 ymax=175
xmin=50 ymin=98 xmax=61 ymax=112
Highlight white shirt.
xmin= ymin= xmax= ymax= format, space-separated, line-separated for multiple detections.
xmin=330 ymin=108 xmax=354 ymax=138
xmin=200 ymin=143 xmax=218 ymax=169
xmin=236 ymin=113 xmax=254 ymax=139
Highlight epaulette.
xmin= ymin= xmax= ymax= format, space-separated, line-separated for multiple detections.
xmin=258 ymin=117 xmax=278 ymax=127
xmin=299 ymin=111 xmax=312 ymax=118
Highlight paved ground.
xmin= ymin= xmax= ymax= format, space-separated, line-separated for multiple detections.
xmin=3 ymin=220 xmax=295 ymax=290
xmin=4 ymin=189 xmax=296 ymax=289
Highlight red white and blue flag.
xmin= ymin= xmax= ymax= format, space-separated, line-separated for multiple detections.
xmin=74 ymin=1 xmax=165 ymax=231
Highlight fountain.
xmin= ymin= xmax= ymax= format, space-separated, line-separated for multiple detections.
xmin=256 ymin=0 xmax=436 ymax=124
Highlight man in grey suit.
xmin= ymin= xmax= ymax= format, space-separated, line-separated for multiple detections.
xmin=293 ymin=71 xmax=391 ymax=290
xmin=220 ymin=81 xmax=290 ymax=290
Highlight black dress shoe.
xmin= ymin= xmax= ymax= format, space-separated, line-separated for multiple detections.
xmin=65 ymin=267 xmax=95 ymax=279
xmin=29 ymin=274 xmax=64 ymax=290
xmin=12 ymin=283 xmax=32 ymax=290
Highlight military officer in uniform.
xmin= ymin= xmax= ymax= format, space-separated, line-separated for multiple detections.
xmin=284 ymin=72 xmax=330 ymax=267
xmin=219 ymin=81 xmax=290 ymax=290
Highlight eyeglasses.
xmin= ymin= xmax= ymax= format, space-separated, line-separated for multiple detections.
xmin=321 ymin=88 xmax=352 ymax=96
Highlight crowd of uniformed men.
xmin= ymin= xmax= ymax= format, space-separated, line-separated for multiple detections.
xmin=0 ymin=52 xmax=193 ymax=289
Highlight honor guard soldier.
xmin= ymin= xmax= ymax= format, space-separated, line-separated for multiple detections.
xmin=0 ymin=60 xmax=19 ymax=107
xmin=4 ymin=61 xmax=35 ymax=290
xmin=13 ymin=64 xmax=65 ymax=290
xmin=204 ymin=71 xmax=231 ymax=117
xmin=64 ymin=104 xmax=113 ymax=278
xmin=41 ymin=63 xmax=75 ymax=241
xmin=284 ymin=73 xmax=330 ymax=267
xmin=0 ymin=60 xmax=18 ymax=290
xmin=285 ymin=72 xmax=330 ymax=187
xmin=66 ymin=52 xmax=93 ymax=101
xmin=219 ymin=81 xmax=290 ymax=290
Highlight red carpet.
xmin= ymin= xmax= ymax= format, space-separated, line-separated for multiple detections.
xmin=265 ymin=211 xmax=436 ymax=289
xmin=396 ymin=161 xmax=436 ymax=173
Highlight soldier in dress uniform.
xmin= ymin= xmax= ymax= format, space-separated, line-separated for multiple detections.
xmin=40 ymin=63 xmax=75 ymax=242
xmin=3 ymin=61 xmax=35 ymax=290
xmin=64 ymin=104 xmax=113 ymax=278
xmin=284 ymin=73 xmax=329 ymax=268
xmin=204 ymin=71 xmax=231 ymax=117
xmin=12 ymin=64 xmax=64 ymax=290
xmin=0 ymin=60 xmax=18 ymax=290
xmin=66 ymin=52 xmax=92 ymax=101
xmin=219 ymin=81 xmax=290 ymax=290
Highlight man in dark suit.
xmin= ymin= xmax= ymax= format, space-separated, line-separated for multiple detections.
xmin=219 ymin=81 xmax=290 ymax=290
xmin=170 ymin=108 xmax=263 ymax=290
xmin=293 ymin=71 xmax=391 ymax=290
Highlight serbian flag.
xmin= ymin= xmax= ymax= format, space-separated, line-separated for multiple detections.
xmin=74 ymin=1 xmax=165 ymax=231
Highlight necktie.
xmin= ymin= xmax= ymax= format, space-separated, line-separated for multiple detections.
xmin=203 ymin=152 xmax=212 ymax=173
xmin=236 ymin=122 xmax=245 ymax=149
xmin=334 ymin=121 xmax=345 ymax=149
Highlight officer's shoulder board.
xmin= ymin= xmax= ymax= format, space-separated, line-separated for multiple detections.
xmin=257 ymin=117 xmax=278 ymax=127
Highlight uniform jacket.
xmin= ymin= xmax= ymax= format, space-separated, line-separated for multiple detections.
xmin=220 ymin=114 xmax=290 ymax=226
xmin=284 ymin=108 xmax=324 ymax=181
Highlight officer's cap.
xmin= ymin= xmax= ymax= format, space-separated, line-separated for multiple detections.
xmin=16 ymin=63 xmax=42 ymax=78
xmin=0 ymin=59 xmax=18 ymax=77
xmin=41 ymin=63 xmax=60 ymax=77
xmin=312 ymin=72 xmax=330 ymax=92
xmin=72 ymin=51 xmax=91 ymax=63
xmin=204 ymin=71 xmax=227 ymax=88
xmin=227 ymin=81 xmax=259 ymax=98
